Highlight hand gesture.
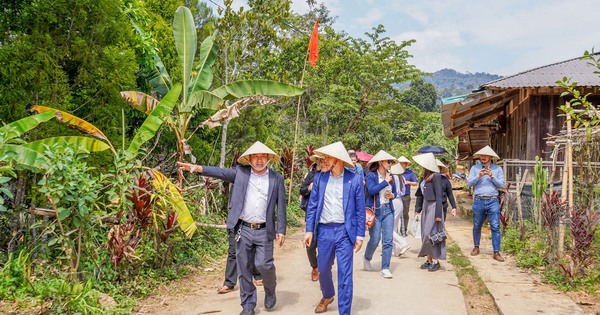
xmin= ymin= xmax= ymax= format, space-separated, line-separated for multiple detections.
xmin=384 ymin=171 xmax=393 ymax=183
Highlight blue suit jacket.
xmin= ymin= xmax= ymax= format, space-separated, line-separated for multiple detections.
xmin=201 ymin=165 xmax=287 ymax=241
xmin=305 ymin=169 xmax=366 ymax=243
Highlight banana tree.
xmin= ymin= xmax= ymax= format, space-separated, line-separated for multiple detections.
xmin=122 ymin=6 xmax=303 ymax=168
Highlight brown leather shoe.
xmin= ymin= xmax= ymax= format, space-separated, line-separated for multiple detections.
xmin=471 ymin=247 xmax=480 ymax=256
xmin=314 ymin=297 xmax=334 ymax=313
xmin=493 ymin=252 xmax=505 ymax=262
xmin=311 ymin=268 xmax=319 ymax=282
xmin=254 ymin=279 xmax=263 ymax=286
xmin=217 ymin=285 xmax=234 ymax=294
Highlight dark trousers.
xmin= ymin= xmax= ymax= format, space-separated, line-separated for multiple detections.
xmin=236 ymin=225 xmax=276 ymax=311
xmin=401 ymin=194 xmax=411 ymax=236
xmin=307 ymin=234 xmax=318 ymax=268
xmin=224 ymin=229 xmax=261 ymax=288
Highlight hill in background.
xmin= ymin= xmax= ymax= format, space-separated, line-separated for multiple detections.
xmin=425 ymin=69 xmax=502 ymax=100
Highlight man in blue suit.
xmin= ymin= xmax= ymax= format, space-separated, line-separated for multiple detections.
xmin=303 ymin=141 xmax=366 ymax=315
xmin=178 ymin=141 xmax=286 ymax=315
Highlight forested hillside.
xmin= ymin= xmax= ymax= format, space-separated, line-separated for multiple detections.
xmin=425 ymin=68 xmax=502 ymax=99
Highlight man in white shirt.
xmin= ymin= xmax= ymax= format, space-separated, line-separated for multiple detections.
xmin=304 ymin=142 xmax=365 ymax=315
xmin=179 ymin=141 xmax=286 ymax=315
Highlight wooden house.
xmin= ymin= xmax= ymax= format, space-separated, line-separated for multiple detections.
xmin=441 ymin=53 xmax=600 ymax=184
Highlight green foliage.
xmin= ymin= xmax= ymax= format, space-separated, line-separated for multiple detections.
xmin=400 ymin=77 xmax=438 ymax=112
xmin=502 ymin=224 xmax=548 ymax=269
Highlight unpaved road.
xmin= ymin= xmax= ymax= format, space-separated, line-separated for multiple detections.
xmin=135 ymin=227 xmax=467 ymax=315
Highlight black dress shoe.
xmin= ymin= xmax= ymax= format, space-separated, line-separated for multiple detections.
xmin=240 ymin=310 xmax=255 ymax=315
xmin=265 ymin=291 xmax=277 ymax=311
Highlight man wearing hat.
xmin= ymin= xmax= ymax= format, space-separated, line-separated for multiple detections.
xmin=398 ymin=156 xmax=418 ymax=237
xmin=303 ymin=141 xmax=365 ymax=315
xmin=467 ymin=145 xmax=505 ymax=262
xmin=178 ymin=141 xmax=286 ymax=315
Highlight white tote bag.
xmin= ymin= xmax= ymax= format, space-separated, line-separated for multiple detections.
xmin=409 ymin=216 xmax=421 ymax=239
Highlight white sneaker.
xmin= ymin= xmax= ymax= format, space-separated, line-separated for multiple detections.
xmin=399 ymin=245 xmax=411 ymax=256
xmin=380 ymin=269 xmax=393 ymax=278
xmin=363 ymin=256 xmax=372 ymax=271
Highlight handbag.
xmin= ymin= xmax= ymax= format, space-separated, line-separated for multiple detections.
xmin=428 ymin=223 xmax=447 ymax=245
xmin=365 ymin=198 xmax=376 ymax=228
xmin=409 ymin=216 xmax=421 ymax=239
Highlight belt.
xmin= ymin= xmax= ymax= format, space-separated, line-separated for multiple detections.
xmin=475 ymin=195 xmax=497 ymax=200
xmin=240 ymin=220 xmax=266 ymax=230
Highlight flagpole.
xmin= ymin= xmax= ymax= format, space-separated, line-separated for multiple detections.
xmin=287 ymin=50 xmax=310 ymax=206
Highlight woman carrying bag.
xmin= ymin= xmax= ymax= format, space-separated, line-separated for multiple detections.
xmin=413 ymin=153 xmax=446 ymax=272
xmin=363 ymin=150 xmax=399 ymax=279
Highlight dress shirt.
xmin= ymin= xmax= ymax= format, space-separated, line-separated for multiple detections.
xmin=402 ymin=169 xmax=417 ymax=195
xmin=319 ymin=172 xmax=345 ymax=224
xmin=239 ymin=169 xmax=270 ymax=223
xmin=467 ymin=163 xmax=505 ymax=197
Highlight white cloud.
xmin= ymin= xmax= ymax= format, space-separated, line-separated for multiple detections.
xmin=392 ymin=29 xmax=466 ymax=72
xmin=353 ymin=7 xmax=385 ymax=25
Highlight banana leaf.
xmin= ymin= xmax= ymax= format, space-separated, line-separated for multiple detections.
xmin=125 ymin=84 xmax=182 ymax=160
xmin=0 ymin=111 xmax=55 ymax=141
xmin=30 ymin=105 xmax=114 ymax=153
xmin=190 ymin=34 xmax=218 ymax=93
xmin=23 ymin=136 xmax=111 ymax=153
xmin=131 ymin=21 xmax=172 ymax=96
xmin=211 ymin=80 xmax=304 ymax=100
xmin=173 ymin=6 xmax=196 ymax=107
xmin=0 ymin=144 xmax=49 ymax=171
xmin=120 ymin=91 xmax=160 ymax=115
xmin=151 ymin=170 xmax=197 ymax=238
xmin=182 ymin=90 xmax=223 ymax=113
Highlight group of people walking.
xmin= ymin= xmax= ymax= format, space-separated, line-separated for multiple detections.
xmin=178 ymin=141 xmax=505 ymax=315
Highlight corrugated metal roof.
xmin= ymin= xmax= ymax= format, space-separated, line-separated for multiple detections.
xmin=483 ymin=52 xmax=600 ymax=89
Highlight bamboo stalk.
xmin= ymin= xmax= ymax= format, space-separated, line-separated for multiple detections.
xmin=558 ymin=103 xmax=571 ymax=256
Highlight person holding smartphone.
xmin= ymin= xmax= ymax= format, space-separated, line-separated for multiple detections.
xmin=467 ymin=145 xmax=506 ymax=262
xmin=363 ymin=150 xmax=399 ymax=279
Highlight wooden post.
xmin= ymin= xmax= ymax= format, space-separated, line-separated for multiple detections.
xmin=558 ymin=103 xmax=571 ymax=257
xmin=287 ymin=51 xmax=310 ymax=205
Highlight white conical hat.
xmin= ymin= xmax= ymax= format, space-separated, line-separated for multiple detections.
xmin=412 ymin=153 xmax=440 ymax=173
xmin=435 ymin=158 xmax=447 ymax=168
xmin=237 ymin=141 xmax=280 ymax=165
xmin=473 ymin=145 xmax=500 ymax=159
xmin=309 ymin=154 xmax=322 ymax=163
xmin=397 ymin=156 xmax=412 ymax=165
xmin=366 ymin=150 xmax=399 ymax=166
xmin=314 ymin=142 xmax=354 ymax=168
xmin=390 ymin=163 xmax=405 ymax=175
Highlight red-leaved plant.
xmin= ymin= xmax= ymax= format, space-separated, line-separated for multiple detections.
xmin=540 ymin=191 xmax=567 ymax=264
xmin=569 ymin=205 xmax=600 ymax=275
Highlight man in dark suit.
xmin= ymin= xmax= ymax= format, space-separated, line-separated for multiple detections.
xmin=303 ymin=141 xmax=365 ymax=315
xmin=178 ymin=141 xmax=286 ymax=315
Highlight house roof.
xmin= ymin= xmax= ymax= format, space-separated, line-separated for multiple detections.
xmin=483 ymin=52 xmax=600 ymax=89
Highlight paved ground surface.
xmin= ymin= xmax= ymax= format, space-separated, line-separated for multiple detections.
xmin=135 ymin=190 xmax=591 ymax=315
xmin=446 ymin=192 xmax=590 ymax=315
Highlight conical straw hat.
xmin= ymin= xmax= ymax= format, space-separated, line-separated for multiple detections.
xmin=390 ymin=163 xmax=405 ymax=175
xmin=397 ymin=156 xmax=412 ymax=165
xmin=412 ymin=153 xmax=440 ymax=173
xmin=473 ymin=145 xmax=499 ymax=159
xmin=314 ymin=142 xmax=354 ymax=168
xmin=366 ymin=150 xmax=399 ymax=166
xmin=436 ymin=159 xmax=447 ymax=168
xmin=309 ymin=154 xmax=322 ymax=163
xmin=237 ymin=141 xmax=280 ymax=165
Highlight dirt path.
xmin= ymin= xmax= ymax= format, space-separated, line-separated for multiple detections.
xmin=134 ymin=224 xmax=468 ymax=314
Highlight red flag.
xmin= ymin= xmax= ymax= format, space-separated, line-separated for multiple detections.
xmin=308 ymin=20 xmax=319 ymax=68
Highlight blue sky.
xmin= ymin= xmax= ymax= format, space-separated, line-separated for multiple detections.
xmin=209 ymin=0 xmax=600 ymax=76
